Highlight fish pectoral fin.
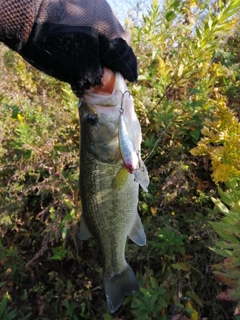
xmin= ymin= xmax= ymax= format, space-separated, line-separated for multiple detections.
xmin=78 ymin=216 xmax=93 ymax=240
xmin=134 ymin=160 xmax=150 ymax=192
xmin=128 ymin=213 xmax=146 ymax=246
xmin=104 ymin=264 xmax=140 ymax=314
xmin=111 ymin=165 xmax=129 ymax=189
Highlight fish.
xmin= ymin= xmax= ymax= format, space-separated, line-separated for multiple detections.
xmin=78 ymin=72 xmax=149 ymax=314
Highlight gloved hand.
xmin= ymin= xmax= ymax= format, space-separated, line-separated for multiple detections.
xmin=0 ymin=0 xmax=137 ymax=97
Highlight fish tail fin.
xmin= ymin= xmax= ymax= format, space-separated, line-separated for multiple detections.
xmin=104 ymin=265 xmax=140 ymax=314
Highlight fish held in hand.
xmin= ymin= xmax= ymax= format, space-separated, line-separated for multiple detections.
xmin=78 ymin=72 xmax=149 ymax=313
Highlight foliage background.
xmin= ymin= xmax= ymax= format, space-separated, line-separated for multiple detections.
xmin=0 ymin=0 xmax=240 ymax=319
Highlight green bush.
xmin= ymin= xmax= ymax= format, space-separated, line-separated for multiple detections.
xmin=192 ymin=88 xmax=240 ymax=317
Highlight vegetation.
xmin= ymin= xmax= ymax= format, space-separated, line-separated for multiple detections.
xmin=0 ymin=0 xmax=240 ymax=319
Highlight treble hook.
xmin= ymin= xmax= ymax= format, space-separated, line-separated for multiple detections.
xmin=120 ymin=90 xmax=131 ymax=114
xmin=134 ymin=150 xmax=145 ymax=173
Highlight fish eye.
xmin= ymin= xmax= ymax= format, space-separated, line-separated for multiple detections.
xmin=87 ymin=115 xmax=98 ymax=125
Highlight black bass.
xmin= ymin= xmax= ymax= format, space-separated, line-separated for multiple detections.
xmin=78 ymin=72 xmax=149 ymax=313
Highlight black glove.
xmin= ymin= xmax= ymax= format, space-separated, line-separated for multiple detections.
xmin=0 ymin=0 xmax=137 ymax=97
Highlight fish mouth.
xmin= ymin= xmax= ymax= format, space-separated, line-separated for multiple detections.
xmin=83 ymin=88 xmax=122 ymax=107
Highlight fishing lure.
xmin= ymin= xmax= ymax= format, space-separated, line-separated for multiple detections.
xmin=119 ymin=91 xmax=140 ymax=174
xmin=118 ymin=91 xmax=149 ymax=191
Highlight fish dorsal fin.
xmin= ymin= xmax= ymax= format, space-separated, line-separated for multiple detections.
xmin=128 ymin=213 xmax=146 ymax=246
xmin=78 ymin=215 xmax=93 ymax=240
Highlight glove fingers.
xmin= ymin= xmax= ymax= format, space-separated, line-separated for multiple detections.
xmin=99 ymin=36 xmax=138 ymax=82
xmin=0 ymin=0 xmax=138 ymax=95
xmin=21 ymin=28 xmax=104 ymax=97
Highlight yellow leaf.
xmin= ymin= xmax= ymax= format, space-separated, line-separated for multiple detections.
xmin=150 ymin=207 xmax=157 ymax=216
xmin=6 ymin=291 xmax=12 ymax=300
xmin=17 ymin=113 xmax=24 ymax=123
xmin=178 ymin=63 xmax=184 ymax=77
xmin=185 ymin=300 xmax=199 ymax=320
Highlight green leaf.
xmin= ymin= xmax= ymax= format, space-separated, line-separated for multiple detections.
xmin=196 ymin=27 xmax=202 ymax=39
xmin=214 ymin=269 xmax=240 ymax=279
xmin=190 ymin=129 xmax=201 ymax=142
xmin=172 ymin=262 xmax=190 ymax=271
xmin=218 ymin=187 xmax=239 ymax=207
xmin=175 ymin=302 xmax=184 ymax=309
xmin=215 ymin=241 xmax=239 ymax=250
xmin=62 ymin=226 xmax=68 ymax=240
xmin=171 ymin=0 xmax=180 ymax=10
xmin=165 ymin=11 xmax=175 ymax=22
xmin=208 ymin=16 xmax=213 ymax=30
xmin=189 ymin=88 xmax=202 ymax=95
xmin=225 ymin=179 xmax=239 ymax=189
xmin=0 ymin=295 xmax=7 ymax=318
xmin=210 ymin=221 xmax=240 ymax=239
xmin=150 ymin=276 xmax=158 ymax=290
xmin=158 ymin=297 xmax=167 ymax=308
xmin=211 ymin=197 xmax=230 ymax=215
xmin=186 ymin=291 xmax=203 ymax=307
xmin=210 ymin=247 xmax=232 ymax=257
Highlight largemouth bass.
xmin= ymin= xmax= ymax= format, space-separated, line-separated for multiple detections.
xmin=78 ymin=72 xmax=149 ymax=313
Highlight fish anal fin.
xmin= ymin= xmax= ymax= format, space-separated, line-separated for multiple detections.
xmin=104 ymin=264 xmax=140 ymax=314
xmin=78 ymin=215 xmax=93 ymax=240
xmin=129 ymin=213 xmax=146 ymax=246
